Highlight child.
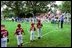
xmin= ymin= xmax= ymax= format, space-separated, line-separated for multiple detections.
xmin=15 ymin=24 xmax=25 ymax=47
xmin=37 ymin=20 xmax=43 ymax=39
xmin=30 ymin=23 xmax=36 ymax=42
xmin=1 ymin=25 xmax=9 ymax=47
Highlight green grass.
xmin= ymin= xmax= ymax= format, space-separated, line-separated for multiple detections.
xmin=1 ymin=21 xmax=71 ymax=47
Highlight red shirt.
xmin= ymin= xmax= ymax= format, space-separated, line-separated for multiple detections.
xmin=37 ymin=23 xmax=43 ymax=28
xmin=15 ymin=28 xmax=24 ymax=35
xmin=30 ymin=23 xmax=36 ymax=31
xmin=1 ymin=29 xmax=8 ymax=38
xmin=30 ymin=27 xmax=36 ymax=31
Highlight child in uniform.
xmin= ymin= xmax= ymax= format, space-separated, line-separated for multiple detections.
xmin=1 ymin=25 xmax=9 ymax=47
xmin=15 ymin=24 xmax=25 ymax=47
xmin=36 ymin=20 xmax=43 ymax=39
xmin=30 ymin=23 xmax=36 ymax=42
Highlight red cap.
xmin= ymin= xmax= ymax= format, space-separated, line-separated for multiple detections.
xmin=17 ymin=24 xmax=21 ymax=28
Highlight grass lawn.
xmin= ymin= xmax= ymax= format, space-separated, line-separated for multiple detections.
xmin=1 ymin=21 xmax=71 ymax=47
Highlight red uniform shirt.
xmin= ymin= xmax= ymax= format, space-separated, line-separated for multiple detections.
xmin=37 ymin=23 xmax=43 ymax=28
xmin=1 ymin=29 xmax=8 ymax=38
xmin=15 ymin=28 xmax=24 ymax=35
xmin=30 ymin=23 xmax=36 ymax=31
xmin=30 ymin=27 xmax=36 ymax=31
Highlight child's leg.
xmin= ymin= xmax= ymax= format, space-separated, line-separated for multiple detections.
xmin=30 ymin=31 xmax=33 ymax=41
xmin=1 ymin=38 xmax=3 ymax=47
xmin=17 ymin=35 xmax=21 ymax=47
xmin=38 ymin=28 xmax=40 ymax=37
xmin=38 ymin=28 xmax=41 ymax=39
xmin=1 ymin=37 xmax=7 ymax=47
xmin=20 ymin=35 xmax=23 ymax=46
xmin=32 ymin=31 xmax=35 ymax=40
xmin=38 ymin=28 xmax=42 ymax=39
xmin=1 ymin=38 xmax=4 ymax=47
xmin=4 ymin=38 xmax=7 ymax=47
xmin=30 ymin=31 xmax=32 ymax=41
xmin=39 ymin=28 xmax=42 ymax=38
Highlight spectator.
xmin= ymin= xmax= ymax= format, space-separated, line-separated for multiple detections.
xmin=60 ymin=14 xmax=64 ymax=28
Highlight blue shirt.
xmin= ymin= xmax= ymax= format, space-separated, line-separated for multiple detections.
xmin=60 ymin=15 xmax=64 ymax=21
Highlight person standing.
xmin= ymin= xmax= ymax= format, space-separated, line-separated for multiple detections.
xmin=14 ymin=24 xmax=25 ymax=47
xmin=1 ymin=25 xmax=9 ymax=47
xmin=30 ymin=23 xmax=36 ymax=42
xmin=36 ymin=20 xmax=43 ymax=39
xmin=60 ymin=14 xmax=64 ymax=28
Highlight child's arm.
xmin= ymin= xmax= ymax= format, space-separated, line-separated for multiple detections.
xmin=7 ymin=31 xmax=9 ymax=37
xmin=22 ymin=29 xmax=25 ymax=35
xmin=34 ymin=27 xmax=36 ymax=31
xmin=7 ymin=31 xmax=9 ymax=42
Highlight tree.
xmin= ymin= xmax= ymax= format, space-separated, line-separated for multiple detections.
xmin=1 ymin=1 xmax=26 ymax=16
xmin=24 ymin=1 xmax=54 ymax=16
xmin=1 ymin=1 xmax=53 ymax=17
xmin=59 ymin=1 xmax=71 ymax=13
xmin=50 ymin=2 xmax=58 ymax=14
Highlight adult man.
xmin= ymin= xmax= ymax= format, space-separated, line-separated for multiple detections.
xmin=60 ymin=14 xmax=64 ymax=28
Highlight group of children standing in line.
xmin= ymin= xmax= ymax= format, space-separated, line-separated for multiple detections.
xmin=1 ymin=19 xmax=43 ymax=47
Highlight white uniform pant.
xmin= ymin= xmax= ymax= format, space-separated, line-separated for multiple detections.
xmin=37 ymin=28 xmax=42 ymax=38
xmin=16 ymin=35 xmax=23 ymax=45
xmin=30 ymin=31 xmax=35 ymax=41
xmin=1 ymin=37 xmax=7 ymax=47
